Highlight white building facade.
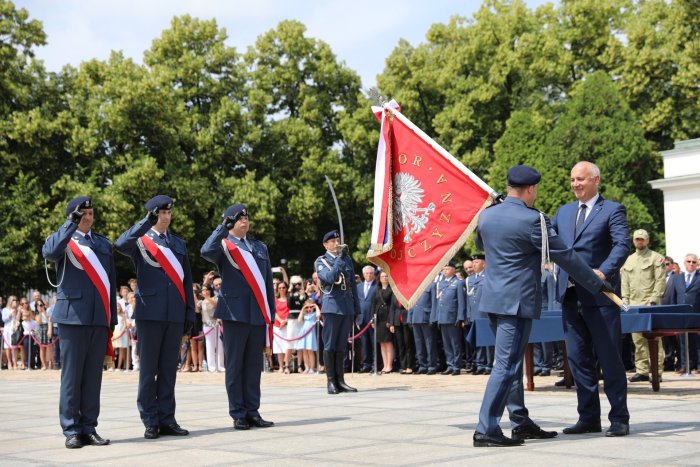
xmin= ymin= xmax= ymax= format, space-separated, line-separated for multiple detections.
xmin=649 ymin=138 xmax=700 ymax=262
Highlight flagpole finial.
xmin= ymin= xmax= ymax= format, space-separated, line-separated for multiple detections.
xmin=367 ymin=87 xmax=388 ymax=107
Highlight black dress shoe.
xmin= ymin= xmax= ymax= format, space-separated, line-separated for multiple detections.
xmin=82 ymin=432 xmax=110 ymax=446
xmin=65 ymin=434 xmax=83 ymax=449
xmin=441 ymin=369 xmax=452 ymax=375
xmin=417 ymin=368 xmax=428 ymax=374
xmin=628 ymin=373 xmax=649 ymax=382
xmin=144 ymin=426 xmax=159 ymax=439
xmin=327 ymin=380 xmax=339 ymax=394
xmin=451 ymin=370 xmax=461 ymax=376
xmin=426 ymin=369 xmax=437 ymax=375
xmin=473 ymin=431 xmax=524 ymax=447
xmin=159 ymin=423 xmax=189 ymax=436
xmin=539 ymin=369 xmax=551 ymax=377
xmin=511 ymin=424 xmax=558 ymax=440
xmin=234 ymin=418 xmax=250 ymax=430
xmin=337 ymin=379 xmax=358 ymax=392
xmin=533 ymin=368 xmax=542 ymax=376
xmin=554 ymin=377 xmax=568 ymax=387
xmin=483 ymin=369 xmax=491 ymax=375
xmin=562 ymin=420 xmax=602 ymax=434
xmin=246 ymin=415 xmax=274 ymax=428
xmin=605 ymin=422 xmax=629 ymax=437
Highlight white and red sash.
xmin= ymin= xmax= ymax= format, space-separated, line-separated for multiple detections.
xmin=222 ymin=238 xmax=273 ymax=347
xmin=140 ymin=233 xmax=186 ymax=304
xmin=66 ymin=237 xmax=114 ymax=357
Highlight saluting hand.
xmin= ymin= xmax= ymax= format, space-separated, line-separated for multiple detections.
xmin=67 ymin=208 xmax=84 ymax=224
xmin=147 ymin=208 xmax=159 ymax=226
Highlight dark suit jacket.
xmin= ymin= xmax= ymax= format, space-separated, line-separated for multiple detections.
xmin=668 ymin=271 xmax=700 ymax=311
xmin=661 ymin=272 xmax=678 ymax=305
xmin=552 ymin=195 xmax=629 ymax=307
xmin=357 ymin=281 xmax=376 ymax=325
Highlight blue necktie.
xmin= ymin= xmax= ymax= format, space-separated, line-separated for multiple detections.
xmin=85 ymin=233 xmax=93 ymax=245
xmin=687 ymin=273 xmax=693 ymax=288
xmin=159 ymin=233 xmax=169 ymax=247
xmin=575 ymin=204 xmax=587 ymax=235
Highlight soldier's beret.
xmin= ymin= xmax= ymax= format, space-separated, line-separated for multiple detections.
xmin=144 ymin=195 xmax=173 ymax=211
xmin=65 ymin=196 xmax=92 ymax=215
xmin=223 ymin=204 xmax=248 ymax=222
xmin=445 ymin=260 xmax=456 ymax=268
xmin=471 ymin=254 xmax=485 ymax=261
xmin=323 ymin=230 xmax=340 ymax=243
xmin=507 ymin=165 xmax=541 ymax=187
xmin=633 ymin=229 xmax=649 ymax=240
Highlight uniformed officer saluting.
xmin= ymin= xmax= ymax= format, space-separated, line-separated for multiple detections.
xmin=315 ymin=230 xmax=361 ymax=394
xmin=473 ymin=166 xmax=606 ymax=447
xmin=42 ymin=196 xmax=117 ymax=449
xmin=115 ymin=195 xmax=194 ymax=440
xmin=200 ymin=204 xmax=275 ymax=430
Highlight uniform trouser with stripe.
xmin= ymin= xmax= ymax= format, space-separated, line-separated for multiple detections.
xmin=476 ymin=315 xmax=534 ymax=435
xmin=58 ymin=324 xmax=107 ymax=437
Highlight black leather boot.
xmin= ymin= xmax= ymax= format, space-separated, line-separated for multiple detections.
xmin=335 ymin=351 xmax=357 ymax=392
xmin=324 ymin=351 xmax=339 ymax=394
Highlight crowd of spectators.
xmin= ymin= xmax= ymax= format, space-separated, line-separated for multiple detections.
xmin=1 ymin=253 xmax=696 ymax=377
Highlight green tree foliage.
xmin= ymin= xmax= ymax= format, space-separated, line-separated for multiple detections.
xmin=538 ymin=72 xmax=662 ymax=231
xmin=1 ymin=0 xmax=698 ymax=293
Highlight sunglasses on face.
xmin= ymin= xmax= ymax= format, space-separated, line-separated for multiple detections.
xmin=686 ymin=260 xmax=697 ymax=264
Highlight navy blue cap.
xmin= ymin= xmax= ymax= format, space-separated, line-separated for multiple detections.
xmin=471 ymin=254 xmax=485 ymax=261
xmin=223 ymin=204 xmax=248 ymax=222
xmin=65 ymin=196 xmax=92 ymax=215
xmin=323 ymin=230 xmax=340 ymax=243
xmin=445 ymin=260 xmax=456 ymax=268
xmin=507 ymin=165 xmax=541 ymax=187
xmin=144 ymin=195 xmax=173 ymax=211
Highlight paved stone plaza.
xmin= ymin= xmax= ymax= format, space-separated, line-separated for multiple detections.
xmin=1 ymin=370 xmax=699 ymax=465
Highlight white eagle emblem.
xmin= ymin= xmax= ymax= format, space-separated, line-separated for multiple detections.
xmin=393 ymin=172 xmax=435 ymax=243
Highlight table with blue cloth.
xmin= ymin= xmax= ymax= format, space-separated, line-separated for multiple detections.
xmin=467 ymin=305 xmax=700 ymax=392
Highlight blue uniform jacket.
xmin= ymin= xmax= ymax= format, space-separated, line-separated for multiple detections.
xmin=465 ymin=273 xmax=486 ymax=322
xmin=115 ymin=218 xmax=195 ymax=323
xmin=42 ymin=221 xmax=118 ymax=327
xmin=315 ymin=252 xmax=361 ymax=316
xmin=408 ymin=283 xmax=434 ymax=324
xmin=200 ymin=224 xmax=276 ymax=325
xmin=552 ymin=196 xmax=629 ymax=306
xmin=476 ymin=197 xmax=603 ymax=319
xmin=430 ymin=276 xmax=466 ymax=325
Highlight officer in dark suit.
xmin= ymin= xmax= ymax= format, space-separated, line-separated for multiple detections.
xmin=466 ymin=254 xmax=492 ymax=374
xmin=115 ymin=195 xmax=194 ymax=439
xmin=430 ymin=260 xmax=465 ymax=375
xmin=315 ymin=230 xmax=361 ymax=394
xmin=408 ymin=282 xmax=438 ymax=374
xmin=200 ymin=204 xmax=275 ymax=430
xmin=357 ymin=265 xmax=377 ymax=372
xmin=42 ymin=196 xmax=117 ymax=449
xmin=552 ymin=161 xmax=631 ymax=437
xmin=473 ymin=166 xmax=605 ymax=447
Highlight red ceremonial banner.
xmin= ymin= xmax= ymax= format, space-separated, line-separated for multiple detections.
xmin=367 ymin=103 xmax=494 ymax=308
